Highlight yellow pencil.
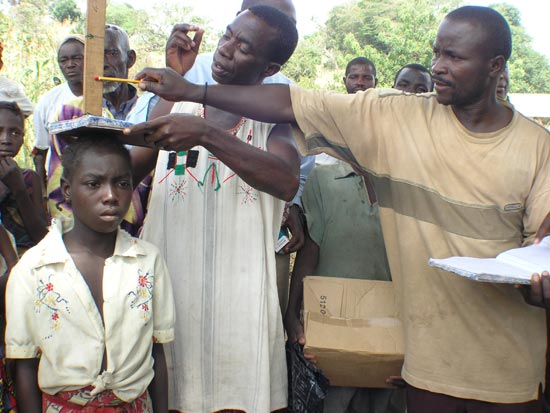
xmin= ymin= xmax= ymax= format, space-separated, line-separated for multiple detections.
xmin=94 ymin=75 xmax=141 ymax=84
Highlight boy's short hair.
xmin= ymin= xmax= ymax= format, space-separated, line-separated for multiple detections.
xmin=61 ymin=135 xmax=132 ymax=182
xmin=0 ymin=101 xmax=25 ymax=124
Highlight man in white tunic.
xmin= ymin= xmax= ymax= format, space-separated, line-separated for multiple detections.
xmin=129 ymin=6 xmax=300 ymax=413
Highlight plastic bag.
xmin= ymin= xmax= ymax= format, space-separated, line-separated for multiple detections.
xmin=286 ymin=341 xmax=329 ymax=413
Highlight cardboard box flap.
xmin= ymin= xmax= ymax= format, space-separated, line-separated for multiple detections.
xmin=304 ymin=276 xmax=398 ymax=318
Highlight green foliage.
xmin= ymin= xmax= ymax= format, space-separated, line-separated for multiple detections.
xmin=490 ymin=3 xmax=550 ymax=93
xmin=322 ymin=0 xmax=452 ymax=88
xmin=284 ymin=32 xmax=324 ymax=89
xmin=306 ymin=0 xmax=550 ymax=93
xmin=1 ymin=0 xmax=60 ymax=167
xmin=50 ymin=0 xmax=82 ymax=24
xmin=106 ymin=3 xmax=148 ymax=37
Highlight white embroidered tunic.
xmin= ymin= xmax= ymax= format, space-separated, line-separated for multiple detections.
xmin=5 ymin=219 xmax=176 ymax=402
xmin=142 ymin=102 xmax=287 ymax=413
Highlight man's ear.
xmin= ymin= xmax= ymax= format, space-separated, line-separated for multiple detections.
xmin=375 ymin=77 xmax=378 ymax=87
xmin=126 ymin=49 xmax=137 ymax=70
xmin=61 ymin=177 xmax=71 ymax=204
xmin=342 ymin=76 xmax=347 ymax=85
xmin=489 ymin=55 xmax=505 ymax=79
xmin=263 ymin=62 xmax=281 ymax=79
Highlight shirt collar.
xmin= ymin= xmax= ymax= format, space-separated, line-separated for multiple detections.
xmin=102 ymin=85 xmax=138 ymax=120
xmin=333 ymin=160 xmax=358 ymax=180
xmin=34 ymin=218 xmax=148 ymax=268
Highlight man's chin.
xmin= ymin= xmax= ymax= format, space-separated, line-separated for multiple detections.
xmin=211 ymin=72 xmax=232 ymax=85
xmin=435 ymin=94 xmax=452 ymax=106
xmin=103 ymin=82 xmax=121 ymax=94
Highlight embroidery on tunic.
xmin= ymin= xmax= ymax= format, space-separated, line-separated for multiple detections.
xmin=238 ymin=183 xmax=259 ymax=205
xmin=35 ymin=275 xmax=70 ymax=334
xmin=127 ymin=270 xmax=154 ymax=320
xmin=173 ymin=106 xmax=266 ymax=204
xmin=169 ymin=177 xmax=188 ymax=203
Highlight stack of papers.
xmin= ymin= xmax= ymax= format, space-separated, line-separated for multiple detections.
xmin=429 ymin=237 xmax=550 ymax=284
xmin=47 ymin=115 xmax=153 ymax=148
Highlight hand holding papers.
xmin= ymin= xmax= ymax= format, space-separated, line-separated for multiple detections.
xmin=429 ymin=237 xmax=550 ymax=284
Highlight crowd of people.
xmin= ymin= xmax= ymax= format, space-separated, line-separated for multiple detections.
xmin=0 ymin=1 xmax=549 ymax=413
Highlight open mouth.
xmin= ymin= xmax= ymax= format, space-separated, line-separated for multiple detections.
xmin=212 ymin=57 xmax=230 ymax=79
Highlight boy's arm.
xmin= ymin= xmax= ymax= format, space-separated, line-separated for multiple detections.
xmin=0 ymin=224 xmax=17 ymax=307
xmin=15 ymin=358 xmax=41 ymax=413
xmin=0 ymin=162 xmax=48 ymax=243
xmin=32 ymin=148 xmax=48 ymax=191
xmin=148 ymin=343 xmax=168 ymax=413
xmin=0 ymin=224 xmax=17 ymax=272
xmin=284 ymin=230 xmax=319 ymax=345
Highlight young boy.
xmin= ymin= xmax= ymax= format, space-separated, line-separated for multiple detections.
xmin=5 ymin=135 xmax=175 ymax=413
xmin=0 ymin=101 xmax=48 ymax=252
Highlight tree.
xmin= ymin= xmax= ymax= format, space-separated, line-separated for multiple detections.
xmin=321 ymin=0 xmax=454 ymax=88
xmin=284 ymin=31 xmax=324 ymax=89
xmin=491 ymin=3 xmax=550 ymax=93
xmin=50 ymin=0 xmax=82 ymax=24
xmin=295 ymin=0 xmax=550 ymax=93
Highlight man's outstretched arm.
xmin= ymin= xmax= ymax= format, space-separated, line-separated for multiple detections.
xmin=135 ymin=67 xmax=296 ymax=125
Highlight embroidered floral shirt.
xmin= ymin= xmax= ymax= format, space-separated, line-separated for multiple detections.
xmin=5 ymin=219 xmax=175 ymax=402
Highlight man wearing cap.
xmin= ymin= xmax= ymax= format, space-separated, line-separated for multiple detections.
xmin=32 ymin=35 xmax=85 ymax=187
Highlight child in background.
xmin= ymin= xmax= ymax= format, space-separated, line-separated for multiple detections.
xmin=5 ymin=135 xmax=175 ymax=413
xmin=0 ymin=101 xmax=48 ymax=253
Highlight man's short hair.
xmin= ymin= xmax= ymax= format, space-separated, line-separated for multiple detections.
xmin=247 ymin=5 xmax=298 ymax=65
xmin=105 ymin=24 xmax=131 ymax=52
xmin=241 ymin=0 xmax=296 ymax=22
xmin=446 ymin=6 xmax=512 ymax=61
xmin=345 ymin=57 xmax=376 ymax=77
xmin=393 ymin=63 xmax=432 ymax=87
xmin=57 ymin=34 xmax=85 ymax=54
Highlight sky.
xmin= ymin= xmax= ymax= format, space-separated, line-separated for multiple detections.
xmin=122 ymin=0 xmax=550 ymax=59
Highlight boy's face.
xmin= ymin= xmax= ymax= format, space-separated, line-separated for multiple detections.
xmin=62 ymin=149 xmax=133 ymax=234
xmin=0 ymin=109 xmax=24 ymax=158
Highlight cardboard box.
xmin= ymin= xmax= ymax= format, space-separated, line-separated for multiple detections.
xmin=303 ymin=276 xmax=404 ymax=388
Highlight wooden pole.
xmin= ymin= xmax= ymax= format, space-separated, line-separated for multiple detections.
xmin=83 ymin=0 xmax=107 ymax=115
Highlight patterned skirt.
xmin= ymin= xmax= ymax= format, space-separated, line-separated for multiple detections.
xmin=42 ymin=387 xmax=151 ymax=413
